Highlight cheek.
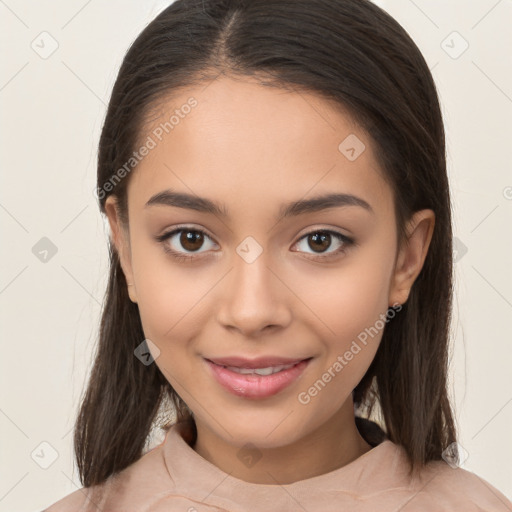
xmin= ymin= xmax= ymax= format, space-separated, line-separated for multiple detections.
xmin=292 ymin=243 xmax=395 ymax=378
xmin=298 ymin=255 xmax=393 ymax=335
xmin=129 ymin=241 xmax=207 ymax=348
xmin=132 ymin=263 xmax=205 ymax=395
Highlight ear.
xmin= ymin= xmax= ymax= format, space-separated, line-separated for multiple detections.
xmin=104 ymin=196 xmax=138 ymax=303
xmin=388 ymin=209 xmax=435 ymax=306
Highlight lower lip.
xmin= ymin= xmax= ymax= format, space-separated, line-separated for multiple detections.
xmin=204 ymin=358 xmax=311 ymax=399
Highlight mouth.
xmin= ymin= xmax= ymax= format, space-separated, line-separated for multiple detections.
xmin=205 ymin=355 xmax=311 ymax=369
xmin=204 ymin=357 xmax=313 ymax=399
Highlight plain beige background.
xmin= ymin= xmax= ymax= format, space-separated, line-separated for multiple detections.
xmin=1 ymin=0 xmax=511 ymax=510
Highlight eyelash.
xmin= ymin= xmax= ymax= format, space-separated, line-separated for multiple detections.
xmin=155 ymin=226 xmax=355 ymax=263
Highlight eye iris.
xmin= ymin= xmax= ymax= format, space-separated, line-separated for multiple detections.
xmin=309 ymin=232 xmax=331 ymax=253
xmin=180 ymin=230 xmax=204 ymax=251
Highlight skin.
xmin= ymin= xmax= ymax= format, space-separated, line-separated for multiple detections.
xmin=105 ymin=75 xmax=435 ymax=485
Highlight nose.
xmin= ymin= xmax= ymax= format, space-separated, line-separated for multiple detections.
xmin=216 ymin=248 xmax=292 ymax=338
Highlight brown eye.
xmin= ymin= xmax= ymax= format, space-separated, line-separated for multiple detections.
xmin=293 ymin=229 xmax=354 ymax=259
xmin=307 ymin=232 xmax=332 ymax=253
xmin=179 ymin=230 xmax=205 ymax=252
xmin=156 ymin=227 xmax=218 ymax=259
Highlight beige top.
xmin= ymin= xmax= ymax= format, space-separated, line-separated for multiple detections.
xmin=44 ymin=421 xmax=511 ymax=512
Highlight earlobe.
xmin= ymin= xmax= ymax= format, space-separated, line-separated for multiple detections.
xmin=104 ymin=196 xmax=138 ymax=303
xmin=388 ymin=209 xmax=435 ymax=306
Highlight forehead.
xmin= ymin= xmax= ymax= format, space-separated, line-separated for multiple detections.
xmin=127 ymin=76 xmax=392 ymax=217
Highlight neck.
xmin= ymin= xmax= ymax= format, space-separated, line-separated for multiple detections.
xmin=191 ymin=398 xmax=373 ymax=485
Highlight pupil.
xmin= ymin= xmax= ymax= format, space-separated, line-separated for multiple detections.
xmin=181 ymin=230 xmax=203 ymax=251
xmin=309 ymin=232 xmax=330 ymax=252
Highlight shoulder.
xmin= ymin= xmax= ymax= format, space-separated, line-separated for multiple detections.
xmin=406 ymin=459 xmax=512 ymax=511
xmin=42 ymin=437 xmax=174 ymax=512
xmin=43 ymin=487 xmax=90 ymax=512
xmin=367 ymin=440 xmax=511 ymax=511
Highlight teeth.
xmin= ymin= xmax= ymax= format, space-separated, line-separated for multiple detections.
xmin=224 ymin=363 xmax=296 ymax=375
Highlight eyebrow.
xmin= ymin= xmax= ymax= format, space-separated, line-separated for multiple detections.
xmin=144 ymin=189 xmax=374 ymax=218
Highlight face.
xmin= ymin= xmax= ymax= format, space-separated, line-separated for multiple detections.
xmin=105 ymin=75 xmax=433 ymax=451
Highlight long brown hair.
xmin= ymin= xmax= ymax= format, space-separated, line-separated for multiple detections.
xmin=75 ymin=0 xmax=457 ymax=487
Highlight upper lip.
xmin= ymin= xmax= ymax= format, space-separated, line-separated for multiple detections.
xmin=205 ymin=356 xmax=312 ymax=369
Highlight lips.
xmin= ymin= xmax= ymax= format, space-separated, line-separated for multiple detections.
xmin=204 ymin=356 xmax=313 ymax=399
xmin=205 ymin=356 xmax=310 ymax=369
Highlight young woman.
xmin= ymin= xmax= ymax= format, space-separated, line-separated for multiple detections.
xmin=43 ymin=0 xmax=511 ymax=510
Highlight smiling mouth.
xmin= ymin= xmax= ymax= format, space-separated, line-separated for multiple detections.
xmin=218 ymin=363 xmax=298 ymax=375
xmin=204 ymin=357 xmax=313 ymax=399
xmin=205 ymin=355 xmax=313 ymax=368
